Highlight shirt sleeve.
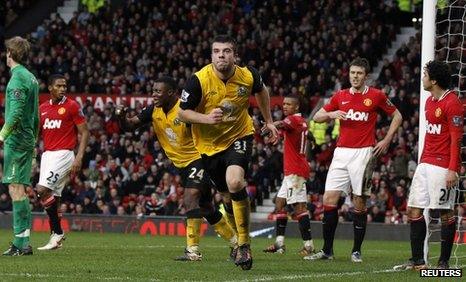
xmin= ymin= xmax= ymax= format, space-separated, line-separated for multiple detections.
xmin=0 ymin=75 xmax=27 ymax=141
xmin=247 ymin=66 xmax=264 ymax=94
xmin=446 ymin=98 xmax=464 ymax=172
xmin=322 ymin=91 xmax=340 ymax=112
xmin=281 ymin=116 xmax=297 ymax=131
xmin=179 ymin=75 xmax=202 ymax=110
xmin=137 ymin=104 xmax=155 ymax=124
xmin=377 ymin=91 xmax=397 ymax=115
xmin=71 ymin=101 xmax=86 ymax=125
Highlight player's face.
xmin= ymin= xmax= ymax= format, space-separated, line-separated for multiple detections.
xmin=282 ymin=97 xmax=298 ymax=116
xmin=211 ymin=42 xmax=235 ymax=73
xmin=349 ymin=66 xmax=367 ymax=89
xmin=152 ymin=82 xmax=171 ymax=107
xmin=49 ymin=78 xmax=67 ymax=101
xmin=422 ymin=69 xmax=433 ymax=91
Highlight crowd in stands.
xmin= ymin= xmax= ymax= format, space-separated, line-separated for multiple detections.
xmin=4 ymin=0 xmax=35 ymax=26
xmin=0 ymin=1 xmax=464 ymax=224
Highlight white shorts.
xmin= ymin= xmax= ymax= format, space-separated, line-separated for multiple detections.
xmin=325 ymin=147 xmax=373 ymax=197
xmin=38 ymin=150 xmax=75 ymax=196
xmin=277 ymin=174 xmax=307 ymax=204
xmin=408 ymin=163 xmax=456 ymax=210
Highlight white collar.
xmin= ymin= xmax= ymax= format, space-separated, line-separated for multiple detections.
xmin=349 ymin=85 xmax=369 ymax=95
xmin=433 ymin=89 xmax=451 ymax=101
xmin=50 ymin=95 xmax=67 ymax=105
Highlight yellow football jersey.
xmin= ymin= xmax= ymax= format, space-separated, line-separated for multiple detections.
xmin=181 ymin=64 xmax=263 ymax=156
xmin=141 ymin=100 xmax=200 ymax=168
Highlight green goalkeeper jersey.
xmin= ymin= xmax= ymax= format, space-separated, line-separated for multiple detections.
xmin=0 ymin=64 xmax=39 ymax=150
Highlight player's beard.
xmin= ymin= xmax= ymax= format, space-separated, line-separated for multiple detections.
xmin=214 ymin=61 xmax=233 ymax=74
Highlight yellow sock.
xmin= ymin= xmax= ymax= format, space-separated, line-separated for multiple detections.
xmin=213 ymin=215 xmax=237 ymax=246
xmin=186 ymin=218 xmax=202 ymax=248
xmin=224 ymin=209 xmax=238 ymax=235
xmin=232 ymin=198 xmax=251 ymax=246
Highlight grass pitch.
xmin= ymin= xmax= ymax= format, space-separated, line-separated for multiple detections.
xmin=0 ymin=229 xmax=464 ymax=281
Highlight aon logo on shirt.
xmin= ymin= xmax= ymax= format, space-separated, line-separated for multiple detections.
xmin=43 ymin=118 xmax=62 ymax=129
xmin=346 ymin=109 xmax=369 ymax=121
xmin=426 ymin=122 xmax=442 ymax=134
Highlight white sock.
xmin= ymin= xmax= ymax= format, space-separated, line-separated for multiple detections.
xmin=229 ymin=234 xmax=238 ymax=247
xmin=187 ymin=245 xmax=199 ymax=253
xmin=276 ymin=235 xmax=285 ymax=246
xmin=304 ymin=239 xmax=314 ymax=249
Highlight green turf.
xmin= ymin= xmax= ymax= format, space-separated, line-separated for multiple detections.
xmin=0 ymin=229 xmax=463 ymax=281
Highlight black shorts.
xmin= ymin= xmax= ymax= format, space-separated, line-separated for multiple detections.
xmin=179 ymin=159 xmax=212 ymax=203
xmin=201 ymin=135 xmax=253 ymax=192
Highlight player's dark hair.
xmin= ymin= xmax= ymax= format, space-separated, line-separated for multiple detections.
xmin=349 ymin=57 xmax=370 ymax=74
xmin=425 ymin=60 xmax=451 ymax=90
xmin=285 ymin=94 xmax=301 ymax=105
xmin=48 ymin=74 xmax=66 ymax=86
xmin=212 ymin=34 xmax=237 ymax=53
xmin=154 ymin=76 xmax=178 ymax=92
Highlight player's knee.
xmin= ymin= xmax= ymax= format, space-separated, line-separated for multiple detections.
xmin=439 ymin=209 xmax=454 ymax=224
xmin=293 ymin=202 xmax=307 ymax=214
xmin=184 ymin=188 xmax=201 ymax=210
xmin=36 ymin=185 xmax=51 ymax=198
xmin=353 ymin=196 xmax=366 ymax=210
xmin=323 ymin=191 xmax=340 ymax=205
xmin=275 ymin=197 xmax=286 ymax=210
xmin=8 ymin=183 xmax=26 ymax=201
xmin=407 ymin=207 xmax=422 ymax=219
xmin=226 ymin=177 xmax=244 ymax=191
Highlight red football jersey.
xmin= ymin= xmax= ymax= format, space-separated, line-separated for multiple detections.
xmin=282 ymin=114 xmax=310 ymax=178
xmin=323 ymin=86 xmax=396 ymax=148
xmin=420 ymin=90 xmax=464 ymax=172
xmin=39 ymin=96 xmax=86 ymax=151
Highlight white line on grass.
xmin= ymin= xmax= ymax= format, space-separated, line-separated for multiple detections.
xmin=0 ymin=272 xmax=159 ymax=281
xmin=225 ymin=265 xmax=466 ymax=282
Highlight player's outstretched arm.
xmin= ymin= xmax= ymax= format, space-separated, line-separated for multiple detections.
xmin=71 ymin=122 xmax=90 ymax=175
xmin=115 ymin=105 xmax=145 ymax=131
xmin=313 ymin=108 xmax=347 ymax=123
xmin=373 ymin=109 xmax=402 ymax=157
xmin=178 ymin=108 xmax=223 ymax=125
xmin=254 ymin=87 xmax=279 ymax=144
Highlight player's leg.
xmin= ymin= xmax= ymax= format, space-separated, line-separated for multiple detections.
xmin=438 ymin=209 xmax=456 ymax=268
xmin=176 ymin=187 xmax=203 ymax=261
xmin=220 ymin=191 xmax=238 ymax=235
xmin=394 ymin=164 xmax=428 ymax=270
xmin=320 ymin=190 xmax=340 ymax=257
xmin=36 ymin=185 xmax=65 ymax=250
xmin=289 ymin=175 xmax=314 ymax=255
xmin=431 ymin=165 xmax=458 ymax=268
xmin=351 ymin=195 xmax=367 ymax=262
xmin=225 ymin=136 xmax=253 ymax=270
xmin=263 ymin=195 xmax=287 ymax=253
xmin=347 ymin=146 xmax=373 ymax=262
xmin=36 ymin=150 xmax=73 ymax=250
xmin=305 ymin=148 xmax=351 ymax=261
xmin=200 ymin=199 xmax=237 ymax=252
xmin=2 ymin=148 xmax=33 ymax=256
xmin=294 ymin=202 xmax=314 ymax=256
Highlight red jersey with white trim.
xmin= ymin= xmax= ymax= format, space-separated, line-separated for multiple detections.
xmin=282 ymin=114 xmax=310 ymax=178
xmin=323 ymin=86 xmax=396 ymax=148
xmin=420 ymin=90 xmax=464 ymax=172
xmin=39 ymin=96 xmax=86 ymax=151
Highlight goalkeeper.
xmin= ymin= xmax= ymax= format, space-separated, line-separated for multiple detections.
xmin=1 ymin=37 xmax=39 ymax=256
